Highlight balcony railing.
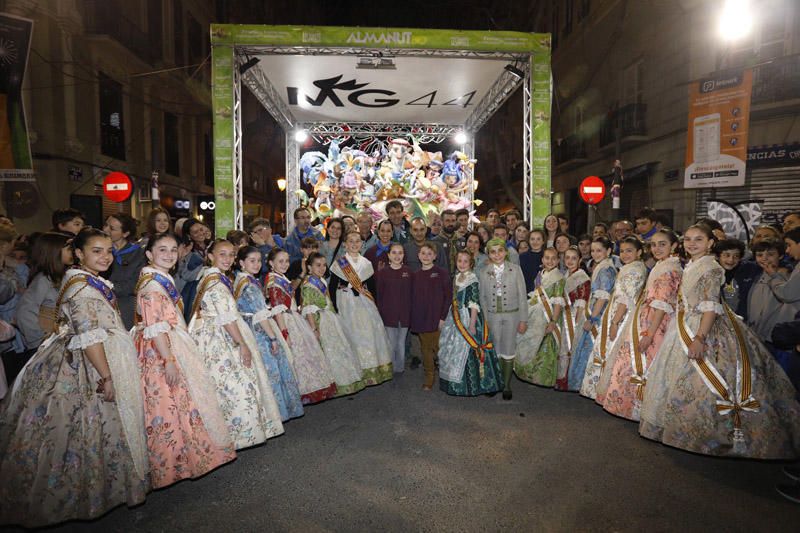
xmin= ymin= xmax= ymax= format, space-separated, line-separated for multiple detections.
xmin=599 ymin=103 xmax=647 ymax=148
xmin=554 ymin=134 xmax=587 ymax=166
xmin=752 ymin=55 xmax=800 ymax=105
xmin=84 ymin=1 xmax=159 ymax=65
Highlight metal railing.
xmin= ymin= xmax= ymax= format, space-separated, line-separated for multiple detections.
xmin=599 ymin=103 xmax=647 ymax=147
xmin=554 ymin=134 xmax=587 ymax=165
xmin=752 ymin=55 xmax=800 ymax=104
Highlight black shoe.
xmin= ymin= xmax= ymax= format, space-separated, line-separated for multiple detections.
xmin=410 ymin=357 xmax=421 ymax=370
xmin=502 ymin=390 xmax=512 ymax=401
xmin=776 ymin=483 xmax=800 ymax=504
xmin=784 ymin=466 xmax=800 ymax=481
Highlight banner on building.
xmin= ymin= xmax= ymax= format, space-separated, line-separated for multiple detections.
xmin=684 ymin=69 xmax=752 ymax=189
xmin=0 ymin=13 xmax=34 ymax=181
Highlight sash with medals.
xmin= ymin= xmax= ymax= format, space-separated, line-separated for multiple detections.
xmin=56 ymin=271 xmax=118 ymax=314
xmin=676 ymin=291 xmax=759 ymax=447
xmin=563 ymin=292 xmax=575 ymax=356
xmin=267 ymin=273 xmax=293 ymax=297
xmin=336 ymin=256 xmax=375 ymax=303
xmin=628 ymin=291 xmax=648 ymax=400
xmin=304 ymin=275 xmax=327 ymax=296
xmin=135 ymin=271 xmax=184 ymax=321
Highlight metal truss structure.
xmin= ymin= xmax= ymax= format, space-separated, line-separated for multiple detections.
xmin=230 ymin=45 xmax=536 ymax=229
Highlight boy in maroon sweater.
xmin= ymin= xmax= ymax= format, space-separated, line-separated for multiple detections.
xmin=411 ymin=242 xmax=452 ymax=390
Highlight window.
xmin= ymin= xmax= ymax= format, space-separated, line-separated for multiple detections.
xmin=164 ymin=112 xmax=180 ymax=176
xmin=173 ymin=0 xmax=184 ymax=65
xmin=563 ymin=0 xmax=574 ymax=37
xmin=622 ymin=60 xmax=644 ymax=105
xmin=99 ymin=73 xmax=125 ymax=160
xmin=578 ymin=0 xmax=591 ymax=21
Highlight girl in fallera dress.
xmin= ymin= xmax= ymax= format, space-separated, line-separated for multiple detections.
xmin=555 ymin=248 xmax=591 ymax=390
xmin=234 ymin=246 xmax=304 ymax=422
xmin=301 ymin=253 xmax=366 ymax=396
xmin=439 ymin=250 xmax=504 ymax=396
xmin=567 ymin=237 xmax=617 ymax=391
xmin=266 ymin=248 xmax=337 ymax=404
xmin=640 ymin=224 xmax=800 ymax=458
xmin=514 ymin=248 xmax=565 ymax=387
xmin=132 ymin=233 xmax=235 ymax=489
xmin=188 ymin=240 xmax=284 ymax=449
xmin=0 ymin=229 xmax=148 ymax=527
xmin=588 ymin=236 xmax=648 ymax=402
xmin=600 ymin=229 xmax=682 ymax=420
xmin=374 ymin=243 xmax=413 ymax=374
xmin=329 ymin=231 xmax=393 ymax=385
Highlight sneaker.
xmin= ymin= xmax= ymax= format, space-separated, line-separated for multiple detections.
xmin=776 ymin=483 xmax=800 ymax=504
xmin=784 ymin=466 xmax=800 ymax=481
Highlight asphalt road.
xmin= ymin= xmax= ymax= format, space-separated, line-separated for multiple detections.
xmin=17 ymin=371 xmax=800 ymax=532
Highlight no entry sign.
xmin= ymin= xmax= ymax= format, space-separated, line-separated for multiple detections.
xmin=579 ymin=176 xmax=605 ymax=205
xmin=103 ymin=172 xmax=133 ymax=203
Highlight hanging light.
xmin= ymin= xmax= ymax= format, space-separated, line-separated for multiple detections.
xmin=276 ymin=178 xmax=287 ymax=191
xmin=294 ymin=130 xmax=309 ymax=143
xmin=718 ymin=0 xmax=753 ymax=42
xmin=473 ymin=180 xmax=479 ymax=191
xmin=454 ymin=131 xmax=468 ymax=145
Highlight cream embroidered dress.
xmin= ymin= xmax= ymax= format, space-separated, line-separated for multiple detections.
xmin=300 ymin=275 xmax=365 ymax=396
xmin=0 ymin=269 xmax=147 ymax=527
xmin=329 ymin=254 xmax=393 ymax=384
xmin=640 ymin=255 xmax=800 ymax=458
xmin=555 ymin=269 xmax=590 ymax=390
xmin=514 ymin=268 xmax=565 ymax=387
xmin=188 ymin=267 xmax=284 ymax=450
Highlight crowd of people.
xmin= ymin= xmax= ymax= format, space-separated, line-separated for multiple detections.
xmin=0 ymin=202 xmax=799 ymax=526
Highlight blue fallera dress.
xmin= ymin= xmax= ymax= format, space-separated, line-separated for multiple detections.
xmin=566 ymin=258 xmax=617 ymax=391
xmin=234 ymin=272 xmax=304 ymax=422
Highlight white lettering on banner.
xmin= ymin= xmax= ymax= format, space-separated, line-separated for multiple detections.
xmin=106 ymin=183 xmax=129 ymax=191
xmin=583 ymin=186 xmax=603 ymax=194
xmin=347 ymin=31 xmax=413 ymax=45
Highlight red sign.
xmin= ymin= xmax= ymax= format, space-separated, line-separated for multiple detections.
xmin=103 ymin=172 xmax=133 ymax=203
xmin=579 ymin=176 xmax=605 ymax=205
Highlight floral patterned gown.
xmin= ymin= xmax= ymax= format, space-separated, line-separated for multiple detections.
xmin=601 ymin=257 xmax=682 ymax=421
xmin=0 ymin=269 xmax=148 ymax=527
xmin=640 ymin=255 xmax=800 ymax=458
xmin=514 ymin=268 xmax=566 ymax=387
xmin=188 ymin=268 xmax=284 ymax=449
xmin=266 ymin=272 xmax=337 ymax=404
xmin=300 ymin=275 xmax=366 ymax=396
xmin=132 ymin=267 xmax=236 ymax=488
xmin=567 ymin=258 xmax=617 ymax=391
xmin=555 ymin=269 xmax=591 ymax=391
xmin=438 ymin=272 xmax=503 ymax=396
xmin=329 ymin=254 xmax=393 ymax=385
xmin=585 ymin=260 xmax=648 ymax=401
xmin=234 ymin=272 xmax=304 ymax=421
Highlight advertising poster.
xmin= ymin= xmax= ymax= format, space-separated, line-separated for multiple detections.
xmin=684 ymin=69 xmax=752 ymax=189
xmin=0 ymin=13 xmax=34 ymax=181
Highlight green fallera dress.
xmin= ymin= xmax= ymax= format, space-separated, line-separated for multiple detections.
xmin=514 ymin=268 xmax=566 ymax=387
xmin=438 ymin=272 xmax=504 ymax=396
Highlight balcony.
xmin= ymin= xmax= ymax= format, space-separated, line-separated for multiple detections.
xmin=599 ymin=103 xmax=648 ymax=150
xmin=752 ymin=54 xmax=800 ymax=106
xmin=554 ymin=134 xmax=588 ymax=169
xmin=84 ymin=1 xmax=160 ymax=65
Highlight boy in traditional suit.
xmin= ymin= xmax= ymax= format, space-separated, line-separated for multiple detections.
xmin=479 ymin=238 xmax=529 ymax=400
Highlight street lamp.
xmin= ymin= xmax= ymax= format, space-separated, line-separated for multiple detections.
xmin=718 ymin=0 xmax=753 ymax=42
xmin=276 ymin=177 xmax=287 ymax=191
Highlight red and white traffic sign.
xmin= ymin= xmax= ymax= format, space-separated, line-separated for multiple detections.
xmin=103 ymin=172 xmax=133 ymax=203
xmin=579 ymin=176 xmax=606 ymax=205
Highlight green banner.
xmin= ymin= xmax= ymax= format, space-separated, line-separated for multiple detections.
xmin=212 ymin=45 xmax=235 ymax=236
xmin=530 ymin=50 xmax=552 ymax=226
xmin=211 ymin=24 xmax=549 ymax=53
